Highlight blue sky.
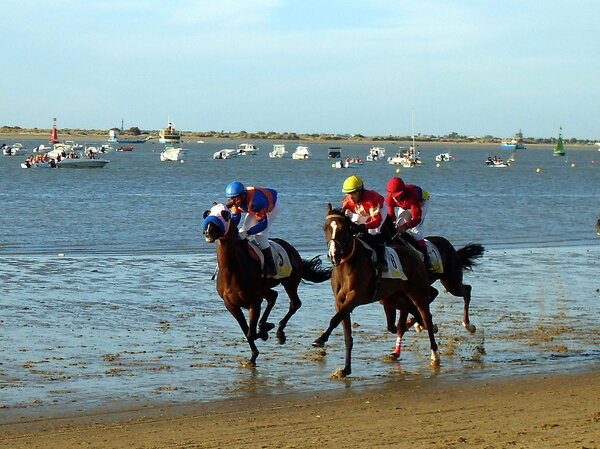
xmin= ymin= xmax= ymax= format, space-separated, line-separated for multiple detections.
xmin=2 ymin=0 xmax=599 ymax=139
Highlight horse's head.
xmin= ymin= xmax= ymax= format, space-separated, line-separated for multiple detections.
xmin=202 ymin=203 xmax=233 ymax=243
xmin=324 ymin=203 xmax=358 ymax=266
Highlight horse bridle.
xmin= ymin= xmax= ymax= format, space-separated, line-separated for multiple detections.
xmin=325 ymin=214 xmax=357 ymax=266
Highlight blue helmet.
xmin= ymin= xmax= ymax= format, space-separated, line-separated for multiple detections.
xmin=225 ymin=181 xmax=246 ymax=198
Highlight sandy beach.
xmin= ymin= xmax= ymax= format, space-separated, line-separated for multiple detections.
xmin=1 ymin=370 xmax=598 ymax=449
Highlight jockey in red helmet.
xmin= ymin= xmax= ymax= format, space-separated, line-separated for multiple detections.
xmin=385 ymin=176 xmax=432 ymax=270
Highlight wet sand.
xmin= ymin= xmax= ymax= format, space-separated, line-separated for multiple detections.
xmin=1 ymin=370 xmax=599 ymax=449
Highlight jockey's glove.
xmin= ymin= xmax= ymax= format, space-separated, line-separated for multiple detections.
xmin=238 ymin=230 xmax=248 ymax=240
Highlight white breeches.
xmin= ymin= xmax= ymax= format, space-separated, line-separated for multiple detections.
xmin=243 ymin=202 xmax=280 ymax=249
xmin=395 ymin=200 xmax=429 ymax=241
xmin=351 ymin=206 xmax=387 ymax=235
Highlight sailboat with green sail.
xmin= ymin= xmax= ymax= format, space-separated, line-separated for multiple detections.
xmin=553 ymin=127 xmax=565 ymax=156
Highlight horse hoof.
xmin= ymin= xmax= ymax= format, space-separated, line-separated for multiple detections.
xmin=383 ymin=352 xmax=399 ymax=362
xmin=330 ymin=368 xmax=349 ymax=379
xmin=414 ymin=323 xmax=423 ymax=333
xmin=430 ymin=350 xmax=440 ymax=366
xmin=432 ymin=324 xmax=439 ymax=334
xmin=312 ymin=338 xmax=325 ymax=348
xmin=276 ymin=331 xmax=286 ymax=345
xmin=464 ymin=323 xmax=476 ymax=334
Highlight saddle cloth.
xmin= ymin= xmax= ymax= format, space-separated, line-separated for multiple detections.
xmin=357 ymin=239 xmax=407 ymax=280
xmin=424 ymin=240 xmax=443 ymax=273
xmin=357 ymin=238 xmax=443 ymax=278
xmin=247 ymin=240 xmax=293 ymax=279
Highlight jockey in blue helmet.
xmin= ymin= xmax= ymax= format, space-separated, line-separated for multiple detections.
xmin=225 ymin=181 xmax=280 ymax=277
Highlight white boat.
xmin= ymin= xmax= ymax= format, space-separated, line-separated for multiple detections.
xmin=85 ymin=144 xmax=114 ymax=154
xmin=269 ymin=144 xmax=287 ymax=158
xmin=366 ymin=146 xmax=385 ymax=161
xmin=2 ymin=143 xmax=27 ymax=156
xmin=21 ymin=160 xmax=57 ymax=169
xmin=237 ymin=143 xmax=259 ymax=156
xmin=32 ymin=144 xmax=53 ymax=153
xmin=435 ymin=152 xmax=452 ymax=162
xmin=213 ymin=149 xmax=239 ymax=159
xmin=485 ymin=157 xmax=510 ymax=167
xmin=388 ymin=147 xmax=421 ymax=167
xmin=160 ymin=146 xmax=185 ymax=162
xmin=57 ymin=156 xmax=109 ymax=168
xmin=159 ymin=119 xmax=181 ymax=144
xmin=292 ymin=145 xmax=310 ymax=160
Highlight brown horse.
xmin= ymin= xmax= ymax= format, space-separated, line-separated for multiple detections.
xmin=312 ymin=204 xmax=438 ymax=377
xmin=380 ymin=215 xmax=485 ymax=357
xmin=203 ymin=204 xmax=331 ymax=366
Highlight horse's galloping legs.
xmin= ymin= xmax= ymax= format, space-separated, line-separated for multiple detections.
xmin=277 ymin=282 xmax=302 ymax=344
xmin=340 ymin=313 xmax=354 ymax=377
xmin=257 ymin=289 xmax=277 ymax=341
xmin=312 ymin=293 xmax=355 ymax=347
xmin=224 ymin=302 xmax=259 ymax=366
xmin=461 ymin=284 xmax=476 ymax=333
xmin=391 ymin=309 xmax=409 ymax=360
xmin=441 ymin=278 xmax=476 ymax=333
xmin=413 ymin=300 xmax=439 ymax=365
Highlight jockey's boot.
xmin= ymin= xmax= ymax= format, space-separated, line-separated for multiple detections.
xmin=261 ymin=248 xmax=277 ymax=278
xmin=374 ymin=240 xmax=389 ymax=273
xmin=417 ymin=242 xmax=432 ymax=271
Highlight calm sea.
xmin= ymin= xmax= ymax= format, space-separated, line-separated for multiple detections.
xmin=1 ymin=139 xmax=599 ymax=418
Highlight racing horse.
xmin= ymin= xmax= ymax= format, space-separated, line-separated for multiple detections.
xmin=312 ymin=204 xmax=439 ymax=377
xmin=202 ymin=203 xmax=331 ymax=367
xmin=380 ymin=215 xmax=485 ymax=351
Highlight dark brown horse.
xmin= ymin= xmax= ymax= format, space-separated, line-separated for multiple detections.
xmin=312 ymin=204 xmax=438 ymax=377
xmin=203 ymin=204 xmax=331 ymax=366
xmin=380 ymin=215 xmax=485 ymax=357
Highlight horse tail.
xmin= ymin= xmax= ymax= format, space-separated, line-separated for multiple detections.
xmin=457 ymin=243 xmax=485 ymax=271
xmin=301 ymin=256 xmax=332 ymax=283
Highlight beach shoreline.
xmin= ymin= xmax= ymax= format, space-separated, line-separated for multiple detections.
xmin=2 ymin=369 xmax=599 ymax=449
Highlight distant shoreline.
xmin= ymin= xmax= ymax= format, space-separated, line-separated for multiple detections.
xmin=0 ymin=132 xmax=595 ymax=148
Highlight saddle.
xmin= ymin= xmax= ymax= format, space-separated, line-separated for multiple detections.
xmin=355 ymin=237 xmax=407 ymax=280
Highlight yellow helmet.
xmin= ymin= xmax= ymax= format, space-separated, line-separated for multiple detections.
xmin=342 ymin=175 xmax=364 ymax=194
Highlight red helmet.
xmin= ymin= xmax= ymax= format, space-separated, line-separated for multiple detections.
xmin=386 ymin=177 xmax=406 ymax=195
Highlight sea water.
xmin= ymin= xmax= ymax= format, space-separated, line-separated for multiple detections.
xmin=0 ymin=140 xmax=599 ymax=417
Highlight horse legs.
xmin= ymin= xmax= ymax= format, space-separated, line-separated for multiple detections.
xmin=224 ymin=302 xmax=259 ymax=366
xmin=277 ymin=282 xmax=303 ymax=344
xmin=390 ymin=309 xmax=409 ymax=360
xmin=441 ymin=279 xmax=476 ymax=333
xmin=339 ymin=313 xmax=354 ymax=377
xmin=412 ymin=299 xmax=440 ymax=365
xmin=312 ymin=293 xmax=355 ymax=347
xmin=257 ymin=289 xmax=277 ymax=341
xmin=384 ymin=305 xmax=397 ymax=334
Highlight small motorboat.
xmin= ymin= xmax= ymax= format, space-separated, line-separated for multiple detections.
xmin=116 ymin=146 xmax=134 ymax=152
xmin=213 ymin=149 xmax=238 ymax=159
xmin=160 ymin=146 xmax=185 ymax=162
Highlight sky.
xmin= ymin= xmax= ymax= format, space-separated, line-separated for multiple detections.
xmin=2 ymin=0 xmax=599 ymax=139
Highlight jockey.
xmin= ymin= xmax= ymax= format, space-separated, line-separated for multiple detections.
xmin=341 ymin=175 xmax=388 ymax=273
xmin=225 ymin=181 xmax=279 ymax=277
xmin=385 ymin=176 xmax=431 ymax=270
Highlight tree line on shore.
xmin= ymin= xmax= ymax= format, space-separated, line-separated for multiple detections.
xmin=1 ymin=125 xmax=597 ymax=145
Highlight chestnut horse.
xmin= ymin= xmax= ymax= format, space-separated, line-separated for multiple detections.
xmin=380 ymin=215 xmax=485 ymax=352
xmin=312 ymin=204 xmax=438 ymax=377
xmin=203 ymin=204 xmax=331 ymax=366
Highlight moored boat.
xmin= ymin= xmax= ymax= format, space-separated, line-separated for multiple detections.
xmin=158 ymin=119 xmax=181 ymax=144
xmin=501 ymin=130 xmax=526 ymax=150
xmin=269 ymin=144 xmax=287 ymax=158
xmin=292 ymin=145 xmax=310 ymax=160
xmin=160 ymin=146 xmax=185 ymax=162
